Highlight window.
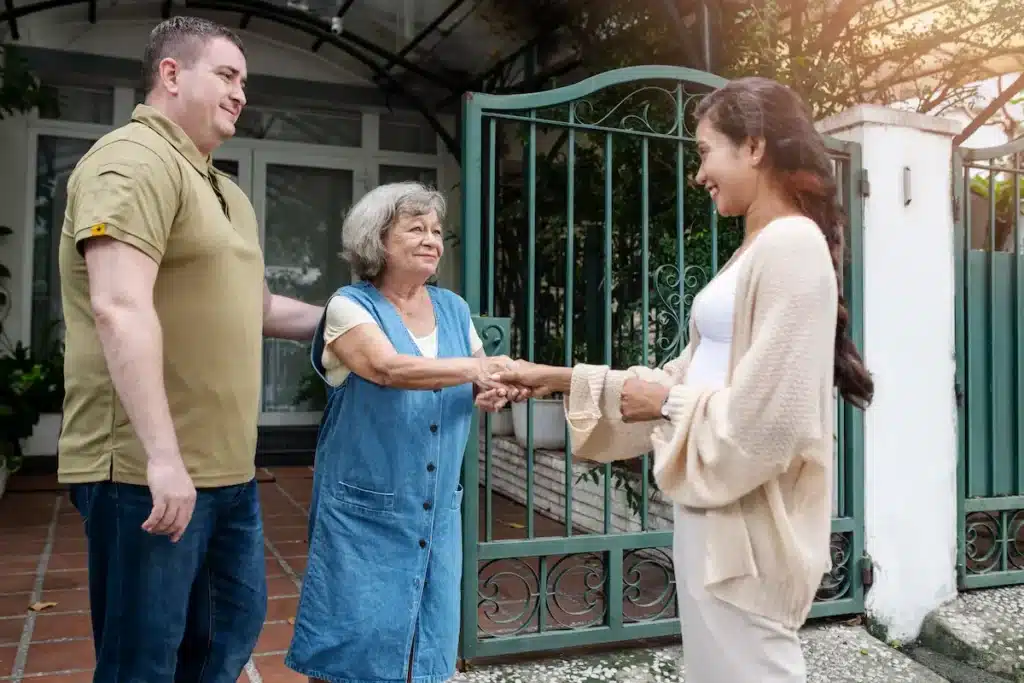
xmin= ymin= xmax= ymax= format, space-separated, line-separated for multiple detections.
xmin=260 ymin=160 xmax=355 ymax=414
xmin=235 ymin=105 xmax=363 ymax=147
xmin=379 ymin=165 xmax=438 ymax=188
xmin=379 ymin=110 xmax=437 ymax=154
xmin=38 ymin=84 xmax=115 ymax=125
xmin=134 ymin=91 xmax=364 ymax=148
xmin=31 ymin=136 xmax=97 ymax=354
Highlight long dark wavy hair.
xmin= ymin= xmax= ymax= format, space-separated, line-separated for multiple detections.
xmin=695 ymin=77 xmax=874 ymax=410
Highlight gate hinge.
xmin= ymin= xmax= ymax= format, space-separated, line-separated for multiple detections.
xmin=952 ymin=194 xmax=961 ymax=217
xmin=861 ymin=554 xmax=874 ymax=590
xmin=954 ymin=380 xmax=964 ymax=407
xmin=858 ymin=169 xmax=870 ymax=197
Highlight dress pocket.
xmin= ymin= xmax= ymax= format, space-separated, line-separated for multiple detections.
xmin=450 ymin=484 xmax=464 ymax=510
xmin=331 ymin=481 xmax=396 ymax=517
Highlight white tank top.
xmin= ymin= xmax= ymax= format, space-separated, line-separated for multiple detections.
xmin=684 ymin=250 xmax=753 ymax=390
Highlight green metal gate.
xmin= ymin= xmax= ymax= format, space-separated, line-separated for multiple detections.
xmin=954 ymin=137 xmax=1024 ymax=589
xmin=460 ymin=66 xmax=868 ymax=661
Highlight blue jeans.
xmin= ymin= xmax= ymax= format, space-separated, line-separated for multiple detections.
xmin=69 ymin=479 xmax=268 ymax=683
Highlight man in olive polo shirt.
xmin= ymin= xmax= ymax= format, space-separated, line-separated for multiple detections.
xmin=58 ymin=17 xmax=323 ymax=683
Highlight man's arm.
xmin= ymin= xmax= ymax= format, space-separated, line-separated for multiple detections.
xmin=84 ymin=238 xmax=196 ymax=540
xmin=262 ymin=281 xmax=323 ymax=341
xmin=85 ymin=238 xmax=179 ymax=464
xmin=72 ymin=147 xmax=194 ymax=542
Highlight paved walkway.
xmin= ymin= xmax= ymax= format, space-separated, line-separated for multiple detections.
xmin=918 ymin=584 xmax=1024 ymax=680
xmin=451 ymin=622 xmax=948 ymax=682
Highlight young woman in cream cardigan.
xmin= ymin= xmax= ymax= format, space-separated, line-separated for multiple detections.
xmin=491 ymin=77 xmax=874 ymax=681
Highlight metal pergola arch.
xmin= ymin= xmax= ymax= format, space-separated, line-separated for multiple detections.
xmin=0 ymin=0 xmax=578 ymax=159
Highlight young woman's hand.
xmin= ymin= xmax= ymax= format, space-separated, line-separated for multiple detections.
xmin=620 ymin=378 xmax=671 ymax=423
xmin=492 ymin=361 xmax=571 ymax=399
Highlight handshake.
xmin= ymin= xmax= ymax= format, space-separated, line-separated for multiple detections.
xmin=470 ymin=356 xmax=564 ymax=413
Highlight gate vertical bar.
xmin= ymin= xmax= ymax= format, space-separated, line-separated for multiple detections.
xmin=459 ymin=93 xmax=483 ymax=662
xmin=640 ymin=137 xmax=651 ymax=530
xmin=845 ymin=143 xmax=866 ymax=611
xmin=483 ymin=118 xmax=497 ymax=543
xmin=563 ymin=112 xmax=577 ymax=537
xmin=675 ymin=86 xmax=686 ymax=344
xmin=525 ymin=111 xmax=538 ymax=540
xmin=603 ymin=133 xmax=614 ymax=536
xmin=1015 ymin=152 xmax=1024 ymax=497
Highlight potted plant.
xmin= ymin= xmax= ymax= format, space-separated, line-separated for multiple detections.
xmin=0 ymin=333 xmax=64 ymax=495
xmin=0 ymin=50 xmax=54 ymax=495
xmin=19 ymin=334 xmax=64 ymax=456
xmin=511 ymin=393 xmax=566 ymax=450
xmin=0 ymin=343 xmax=54 ymax=498
xmin=489 ymin=404 xmax=514 ymax=436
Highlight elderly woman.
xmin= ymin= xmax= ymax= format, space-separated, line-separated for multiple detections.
xmin=285 ymin=182 xmax=515 ymax=683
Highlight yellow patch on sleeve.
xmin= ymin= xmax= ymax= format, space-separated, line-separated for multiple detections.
xmin=89 ymin=223 xmax=107 ymax=236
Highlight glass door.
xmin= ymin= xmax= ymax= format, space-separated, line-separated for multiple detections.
xmin=30 ymin=133 xmax=100 ymax=354
xmin=253 ymin=151 xmax=362 ymax=426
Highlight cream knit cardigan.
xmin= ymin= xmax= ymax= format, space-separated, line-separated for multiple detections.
xmin=565 ymin=216 xmax=838 ymax=629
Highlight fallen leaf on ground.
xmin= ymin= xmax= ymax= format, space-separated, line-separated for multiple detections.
xmin=29 ymin=601 xmax=58 ymax=612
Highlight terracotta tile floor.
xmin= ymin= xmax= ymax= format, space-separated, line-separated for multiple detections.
xmin=0 ymin=467 xmax=575 ymax=682
xmin=0 ymin=466 xmax=675 ymax=682
xmin=0 ymin=467 xmax=316 ymax=683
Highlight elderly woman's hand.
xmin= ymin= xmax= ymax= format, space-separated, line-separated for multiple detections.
xmin=474 ymin=355 xmax=515 ymax=391
xmin=475 ymin=387 xmax=510 ymax=412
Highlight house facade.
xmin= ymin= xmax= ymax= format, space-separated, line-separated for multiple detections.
xmin=0 ymin=5 xmax=480 ymax=461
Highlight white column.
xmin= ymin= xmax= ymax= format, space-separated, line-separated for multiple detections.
xmin=817 ymin=105 xmax=962 ymax=642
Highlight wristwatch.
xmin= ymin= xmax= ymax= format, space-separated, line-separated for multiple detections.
xmin=659 ymin=392 xmax=672 ymax=421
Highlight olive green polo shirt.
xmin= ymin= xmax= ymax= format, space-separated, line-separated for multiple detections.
xmin=57 ymin=104 xmax=265 ymax=488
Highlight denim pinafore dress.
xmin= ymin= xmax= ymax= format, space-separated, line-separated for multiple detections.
xmin=285 ymin=281 xmax=474 ymax=683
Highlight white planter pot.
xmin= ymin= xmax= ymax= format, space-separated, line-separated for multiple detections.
xmin=512 ymin=399 xmax=566 ymax=450
xmin=22 ymin=413 xmax=62 ymax=457
xmin=489 ymin=408 xmax=514 ymax=436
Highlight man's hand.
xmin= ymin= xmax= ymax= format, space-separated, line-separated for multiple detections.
xmin=620 ymin=377 xmax=671 ymax=423
xmin=143 ymin=459 xmax=197 ymax=543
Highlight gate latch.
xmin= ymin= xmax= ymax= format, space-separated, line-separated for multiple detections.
xmin=861 ymin=554 xmax=874 ymax=590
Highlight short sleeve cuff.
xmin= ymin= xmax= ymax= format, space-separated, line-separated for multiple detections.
xmin=73 ymin=222 xmax=164 ymax=264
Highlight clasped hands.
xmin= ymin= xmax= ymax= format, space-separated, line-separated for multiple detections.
xmin=471 ymin=356 xmax=538 ymax=412
xmin=471 ymin=357 xmax=671 ymax=423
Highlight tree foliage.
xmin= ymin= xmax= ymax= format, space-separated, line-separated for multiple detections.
xmin=488 ymin=0 xmax=1024 ymax=119
xmin=0 ymin=45 xmax=48 ymax=121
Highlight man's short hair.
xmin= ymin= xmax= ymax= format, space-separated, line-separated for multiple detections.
xmin=142 ymin=16 xmax=245 ymax=93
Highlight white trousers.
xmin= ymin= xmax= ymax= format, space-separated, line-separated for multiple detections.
xmin=674 ymin=505 xmax=807 ymax=683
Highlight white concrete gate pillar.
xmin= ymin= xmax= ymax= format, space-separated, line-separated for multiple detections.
xmin=817 ymin=105 xmax=963 ymax=642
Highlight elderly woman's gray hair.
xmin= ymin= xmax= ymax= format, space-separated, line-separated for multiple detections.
xmin=342 ymin=181 xmax=447 ymax=280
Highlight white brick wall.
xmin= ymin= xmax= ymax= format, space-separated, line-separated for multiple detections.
xmin=478 ymin=434 xmax=674 ymax=534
